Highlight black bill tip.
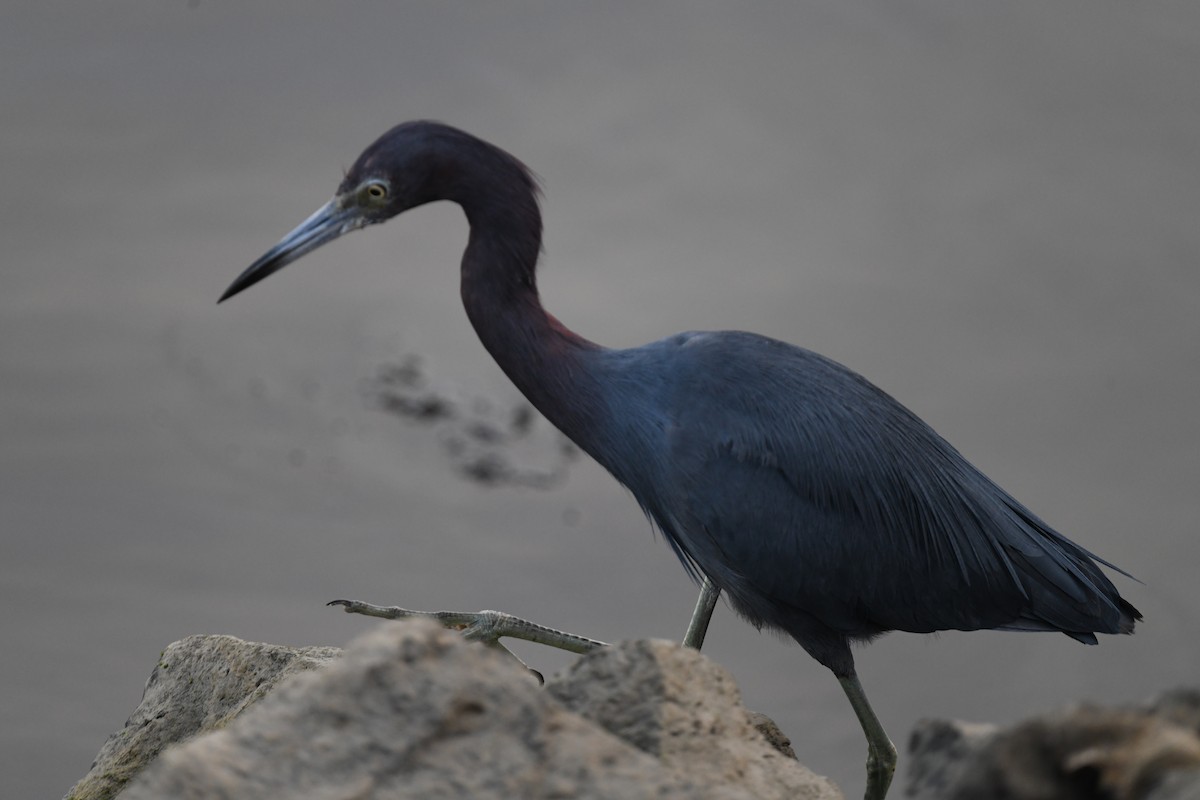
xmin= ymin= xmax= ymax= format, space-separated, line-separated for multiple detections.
xmin=219 ymin=198 xmax=358 ymax=303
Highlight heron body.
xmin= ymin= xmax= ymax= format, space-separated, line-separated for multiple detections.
xmin=222 ymin=121 xmax=1140 ymax=799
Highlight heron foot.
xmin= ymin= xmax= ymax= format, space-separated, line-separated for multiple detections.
xmin=327 ymin=599 xmax=608 ymax=681
xmin=863 ymin=739 xmax=897 ymax=800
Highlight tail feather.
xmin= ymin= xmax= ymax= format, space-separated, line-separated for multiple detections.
xmin=996 ymin=498 xmax=1141 ymax=640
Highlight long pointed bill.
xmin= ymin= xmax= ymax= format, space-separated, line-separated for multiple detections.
xmin=219 ymin=198 xmax=363 ymax=303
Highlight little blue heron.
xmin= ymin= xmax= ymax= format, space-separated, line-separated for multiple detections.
xmin=221 ymin=121 xmax=1140 ymax=800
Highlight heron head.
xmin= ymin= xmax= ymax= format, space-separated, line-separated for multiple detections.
xmin=219 ymin=121 xmax=454 ymax=303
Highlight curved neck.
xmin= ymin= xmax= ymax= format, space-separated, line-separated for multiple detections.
xmin=447 ymin=154 xmax=607 ymax=449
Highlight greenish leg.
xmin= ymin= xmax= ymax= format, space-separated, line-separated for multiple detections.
xmin=327 ymin=599 xmax=607 ymax=681
xmin=682 ymin=576 xmax=720 ymax=650
xmin=838 ymin=673 xmax=897 ymax=800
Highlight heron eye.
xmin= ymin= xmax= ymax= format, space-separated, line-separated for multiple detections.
xmin=364 ymin=181 xmax=389 ymax=202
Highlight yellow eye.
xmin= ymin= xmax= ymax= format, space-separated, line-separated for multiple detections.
xmin=364 ymin=181 xmax=388 ymax=202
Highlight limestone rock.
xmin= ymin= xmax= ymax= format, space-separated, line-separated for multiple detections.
xmin=548 ymin=638 xmax=839 ymax=799
xmin=65 ymin=635 xmax=339 ymax=800
xmin=105 ymin=622 xmax=841 ymax=799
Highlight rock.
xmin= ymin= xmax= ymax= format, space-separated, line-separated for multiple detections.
xmin=905 ymin=718 xmax=999 ymax=799
xmin=65 ymin=635 xmax=340 ymax=800
xmin=907 ymin=690 xmax=1200 ymax=800
xmin=547 ymin=638 xmax=838 ymax=799
xmin=748 ymin=711 xmax=800 ymax=760
xmin=90 ymin=621 xmax=840 ymax=799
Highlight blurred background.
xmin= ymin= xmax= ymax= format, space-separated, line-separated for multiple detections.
xmin=3 ymin=3 xmax=1198 ymax=798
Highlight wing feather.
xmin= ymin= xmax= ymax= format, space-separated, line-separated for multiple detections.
xmin=630 ymin=331 xmax=1134 ymax=641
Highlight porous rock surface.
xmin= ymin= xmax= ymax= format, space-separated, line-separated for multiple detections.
xmin=70 ymin=621 xmax=843 ymax=800
xmin=65 ymin=635 xmax=340 ymax=800
xmin=547 ymin=637 xmax=831 ymax=797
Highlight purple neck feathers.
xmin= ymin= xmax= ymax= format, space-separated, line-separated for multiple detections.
xmin=449 ymin=149 xmax=607 ymax=452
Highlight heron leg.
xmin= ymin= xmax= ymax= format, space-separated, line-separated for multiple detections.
xmin=681 ymin=576 xmax=721 ymax=650
xmin=327 ymin=599 xmax=607 ymax=679
xmin=837 ymin=673 xmax=897 ymax=800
